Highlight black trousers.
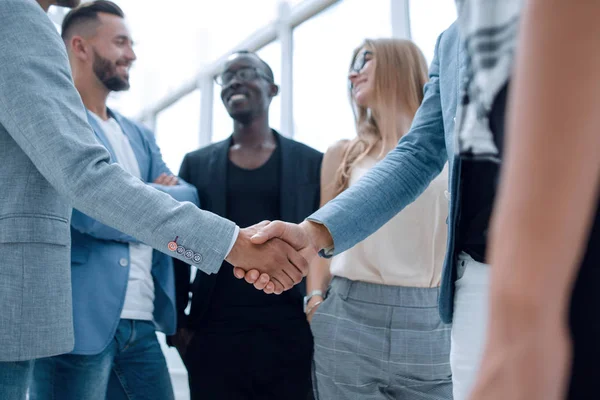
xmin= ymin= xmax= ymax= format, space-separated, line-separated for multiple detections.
xmin=567 ymin=206 xmax=600 ymax=400
xmin=183 ymin=319 xmax=314 ymax=400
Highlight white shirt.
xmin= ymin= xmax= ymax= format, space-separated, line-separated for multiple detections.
xmin=329 ymin=157 xmax=449 ymax=287
xmin=90 ymin=112 xmax=155 ymax=321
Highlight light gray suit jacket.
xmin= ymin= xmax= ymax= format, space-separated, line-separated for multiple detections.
xmin=0 ymin=0 xmax=235 ymax=362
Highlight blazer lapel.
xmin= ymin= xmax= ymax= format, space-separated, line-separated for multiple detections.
xmin=277 ymin=132 xmax=299 ymax=223
xmin=110 ymin=110 xmax=151 ymax=182
xmin=205 ymin=137 xmax=230 ymax=218
xmin=86 ymin=110 xmax=118 ymax=162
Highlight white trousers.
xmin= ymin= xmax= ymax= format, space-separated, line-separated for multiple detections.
xmin=450 ymin=252 xmax=491 ymax=400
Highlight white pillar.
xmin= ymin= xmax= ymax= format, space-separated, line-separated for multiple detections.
xmin=139 ymin=114 xmax=157 ymax=132
xmin=147 ymin=114 xmax=157 ymax=132
xmin=277 ymin=1 xmax=294 ymax=138
xmin=198 ymin=75 xmax=214 ymax=147
xmin=391 ymin=0 xmax=412 ymax=39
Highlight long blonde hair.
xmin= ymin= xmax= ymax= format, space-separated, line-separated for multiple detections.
xmin=334 ymin=38 xmax=428 ymax=195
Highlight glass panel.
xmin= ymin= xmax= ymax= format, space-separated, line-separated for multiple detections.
xmin=154 ymin=90 xmax=201 ymax=174
xmin=105 ymin=0 xmax=282 ymax=117
xmin=212 ymin=41 xmax=282 ymax=143
xmin=292 ymin=0 xmax=392 ymax=153
xmin=257 ymin=41 xmax=282 ymax=134
xmin=288 ymin=0 xmax=307 ymax=6
xmin=409 ymin=0 xmax=458 ymax=64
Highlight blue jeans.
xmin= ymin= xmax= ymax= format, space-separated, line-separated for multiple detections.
xmin=0 ymin=360 xmax=33 ymax=400
xmin=30 ymin=319 xmax=174 ymax=400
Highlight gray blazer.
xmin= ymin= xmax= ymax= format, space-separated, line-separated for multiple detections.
xmin=0 ymin=0 xmax=234 ymax=362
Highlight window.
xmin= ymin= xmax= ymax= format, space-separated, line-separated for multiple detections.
xmin=409 ymin=0 xmax=457 ymax=64
xmin=292 ymin=0 xmax=392 ymax=153
xmin=154 ymin=90 xmax=201 ymax=173
xmin=105 ymin=0 xmax=283 ymax=118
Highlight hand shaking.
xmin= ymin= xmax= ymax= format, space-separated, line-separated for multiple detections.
xmin=225 ymin=221 xmax=312 ymax=294
xmin=232 ymin=220 xmax=333 ymax=294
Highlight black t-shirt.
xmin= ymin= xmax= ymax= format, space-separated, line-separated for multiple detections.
xmin=458 ymin=84 xmax=507 ymax=263
xmin=204 ymin=144 xmax=304 ymax=327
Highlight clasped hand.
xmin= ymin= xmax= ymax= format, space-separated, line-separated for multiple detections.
xmin=226 ymin=220 xmax=325 ymax=294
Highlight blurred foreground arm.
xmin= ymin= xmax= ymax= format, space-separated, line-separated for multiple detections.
xmin=469 ymin=1 xmax=600 ymax=400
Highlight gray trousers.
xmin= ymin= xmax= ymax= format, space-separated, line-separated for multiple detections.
xmin=311 ymin=277 xmax=452 ymax=400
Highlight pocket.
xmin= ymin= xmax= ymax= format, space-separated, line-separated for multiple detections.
xmin=0 ymin=214 xmax=70 ymax=245
xmin=390 ymin=305 xmax=452 ymax=382
xmin=455 ymin=259 xmax=468 ymax=283
xmin=309 ymin=296 xmax=329 ymax=334
xmin=393 ymin=374 xmax=453 ymax=398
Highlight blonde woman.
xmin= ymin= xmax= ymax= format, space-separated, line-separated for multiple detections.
xmin=306 ymin=39 xmax=452 ymax=399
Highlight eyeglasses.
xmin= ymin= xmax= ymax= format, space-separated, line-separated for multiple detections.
xmin=350 ymin=50 xmax=373 ymax=74
xmin=215 ymin=67 xmax=273 ymax=86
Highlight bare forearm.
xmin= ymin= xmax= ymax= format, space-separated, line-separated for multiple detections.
xmin=307 ymin=257 xmax=332 ymax=294
xmin=300 ymin=220 xmax=334 ymax=252
xmin=468 ymin=3 xmax=600 ymax=399
xmin=489 ymin=0 xmax=600 ymax=328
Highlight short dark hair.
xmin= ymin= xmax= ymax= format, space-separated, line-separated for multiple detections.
xmin=230 ymin=50 xmax=275 ymax=82
xmin=61 ymin=1 xmax=125 ymax=42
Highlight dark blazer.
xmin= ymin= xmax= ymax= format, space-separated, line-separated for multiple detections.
xmin=173 ymin=130 xmax=323 ymax=329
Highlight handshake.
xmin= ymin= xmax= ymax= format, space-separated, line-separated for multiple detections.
xmin=224 ymin=220 xmax=333 ymax=294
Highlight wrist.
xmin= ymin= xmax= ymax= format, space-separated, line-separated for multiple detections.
xmin=303 ymin=289 xmax=325 ymax=312
xmin=224 ymin=229 xmax=245 ymax=266
xmin=307 ymin=295 xmax=324 ymax=308
xmin=305 ymin=298 xmax=324 ymax=317
xmin=300 ymin=220 xmax=332 ymax=252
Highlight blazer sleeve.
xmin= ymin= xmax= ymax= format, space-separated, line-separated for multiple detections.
xmin=71 ymin=179 xmax=199 ymax=243
xmin=308 ymin=30 xmax=448 ymax=256
xmin=71 ymin=210 xmax=139 ymax=243
xmin=0 ymin=0 xmax=234 ymax=274
xmin=172 ymin=154 xmax=194 ymax=329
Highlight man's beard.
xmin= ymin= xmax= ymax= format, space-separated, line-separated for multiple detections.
xmin=92 ymin=50 xmax=130 ymax=92
xmin=55 ymin=0 xmax=81 ymax=8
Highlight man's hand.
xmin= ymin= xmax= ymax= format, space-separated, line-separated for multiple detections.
xmin=305 ymin=294 xmax=324 ymax=323
xmin=170 ymin=328 xmax=195 ymax=361
xmin=232 ymin=220 xmax=332 ymax=294
xmin=225 ymin=223 xmax=309 ymax=294
xmin=154 ymin=173 xmax=178 ymax=186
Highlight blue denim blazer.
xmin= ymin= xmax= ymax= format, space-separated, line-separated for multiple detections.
xmin=69 ymin=109 xmax=200 ymax=354
xmin=310 ymin=23 xmax=465 ymax=323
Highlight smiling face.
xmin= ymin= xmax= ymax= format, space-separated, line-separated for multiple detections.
xmin=348 ymin=47 xmax=376 ymax=109
xmin=219 ymin=53 xmax=278 ymax=124
xmin=87 ymin=12 xmax=136 ymax=92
